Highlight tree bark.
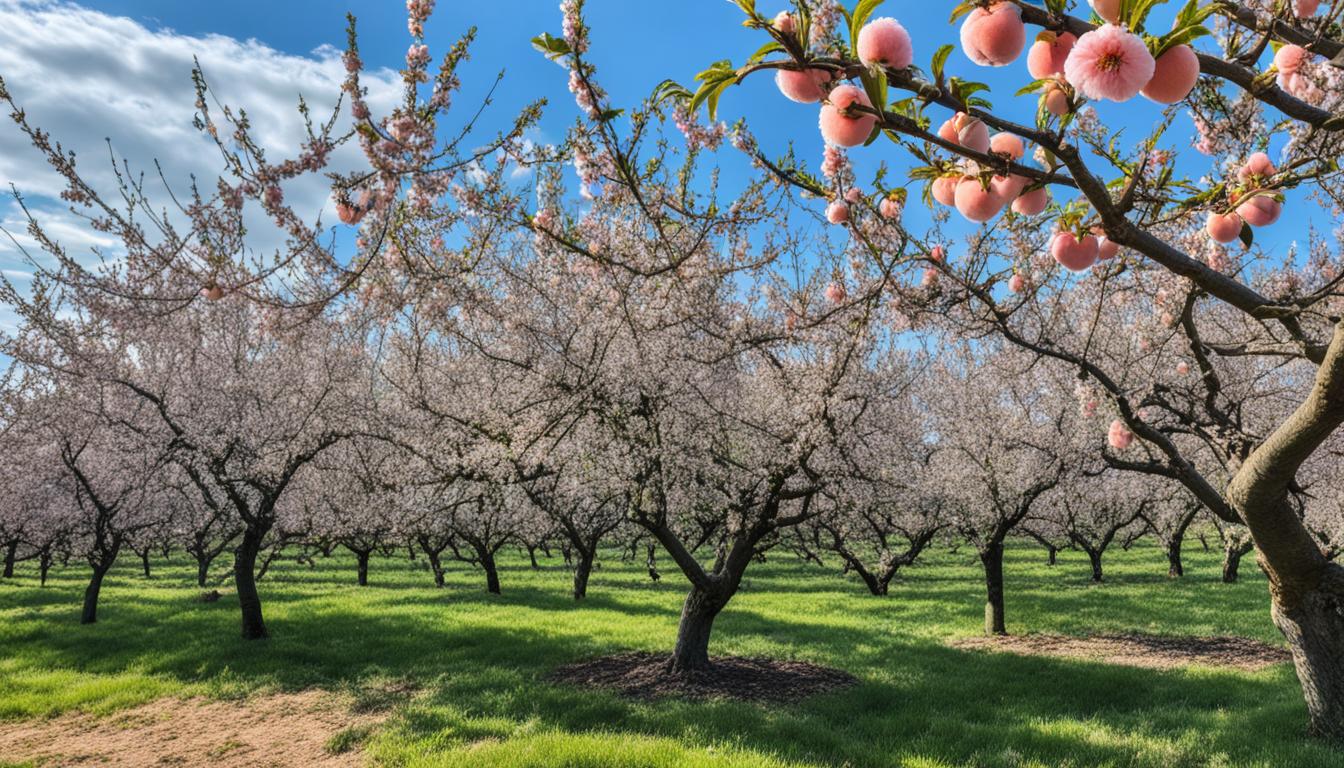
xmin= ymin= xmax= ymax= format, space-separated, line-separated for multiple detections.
xmin=1087 ymin=549 xmax=1104 ymax=583
xmin=527 ymin=545 xmax=540 ymax=570
xmin=1223 ymin=542 xmax=1252 ymax=583
xmin=1167 ymin=538 xmax=1185 ymax=578
xmin=573 ymin=549 xmax=594 ymax=600
xmin=82 ymin=563 xmax=111 ymax=624
xmin=426 ymin=549 xmax=446 ymax=588
xmin=195 ymin=555 xmax=211 ymax=587
xmin=1271 ymin=563 xmax=1344 ymax=742
xmin=355 ymin=549 xmax=371 ymax=586
xmin=39 ymin=550 xmax=52 ymax=587
xmin=1046 ymin=545 xmax=1057 ymax=566
xmin=980 ymin=540 xmax=1007 ymax=635
xmin=480 ymin=549 xmax=500 ymax=594
xmin=234 ymin=529 xmax=268 ymax=640
xmin=140 ymin=550 xmax=151 ymax=578
xmin=3 ymin=539 xmax=17 ymax=578
xmin=667 ymin=584 xmax=728 ymax=672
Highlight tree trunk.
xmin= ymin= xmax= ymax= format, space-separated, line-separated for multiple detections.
xmin=1223 ymin=544 xmax=1247 ymax=583
xmin=1167 ymin=538 xmax=1185 ymax=578
xmin=3 ymin=539 xmax=17 ymax=578
xmin=355 ymin=549 xmax=370 ymax=586
xmin=234 ymin=529 xmax=268 ymax=640
xmin=527 ymin=545 xmax=540 ymax=570
xmin=1087 ymin=549 xmax=1104 ymax=583
xmin=39 ymin=550 xmax=52 ymax=586
xmin=82 ymin=564 xmax=111 ymax=624
xmin=667 ymin=584 xmax=728 ymax=673
xmin=425 ymin=548 xmax=446 ymax=588
xmin=481 ymin=550 xmax=500 ymax=594
xmin=1272 ymin=563 xmax=1344 ymax=742
xmin=854 ymin=564 xmax=887 ymax=595
xmin=573 ymin=549 xmax=594 ymax=600
xmin=1046 ymin=545 xmax=1057 ymax=566
xmin=140 ymin=550 xmax=151 ymax=578
xmin=196 ymin=554 xmax=211 ymax=587
xmin=980 ymin=541 xmax=1007 ymax=635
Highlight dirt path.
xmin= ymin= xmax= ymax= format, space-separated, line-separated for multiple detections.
xmin=0 ymin=690 xmax=384 ymax=767
xmin=951 ymin=632 xmax=1291 ymax=672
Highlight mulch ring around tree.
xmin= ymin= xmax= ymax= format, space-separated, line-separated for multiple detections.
xmin=550 ymin=652 xmax=859 ymax=702
xmin=950 ymin=632 xmax=1292 ymax=672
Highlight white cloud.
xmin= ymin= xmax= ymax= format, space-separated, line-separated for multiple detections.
xmin=0 ymin=0 xmax=402 ymax=287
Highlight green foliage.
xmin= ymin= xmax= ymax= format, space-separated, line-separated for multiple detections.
xmin=0 ymin=546 xmax=1340 ymax=767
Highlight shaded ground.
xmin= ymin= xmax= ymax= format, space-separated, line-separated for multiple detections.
xmin=550 ymin=651 xmax=858 ymax=702
xmin=951 ymin=632 xmax=1292 ymax=672
xmin=0 ymin=690 xmax=385 ymax=767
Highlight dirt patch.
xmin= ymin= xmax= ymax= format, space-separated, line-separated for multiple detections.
xmin=0 ymin=689 xmax=387 ymax=767
xmin=550 ymin=651 xmax=857 ymax=703
xmin=950 ymin=632 xmax=1292 ymax=672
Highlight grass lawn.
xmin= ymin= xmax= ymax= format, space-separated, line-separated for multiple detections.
xmin=0 ymin=539 xmax=1338 ymax=767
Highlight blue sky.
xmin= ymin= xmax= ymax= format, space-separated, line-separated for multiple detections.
xmin=0 ymin=0 xmax=1320 ymax=319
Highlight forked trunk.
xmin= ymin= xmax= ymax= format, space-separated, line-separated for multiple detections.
xmin=234 ymin=529 xmax=268 ymax=640
xmin=1272 ymin=563 xmax=1344 ymax=742
xmin=667 ymin=584 xmax=729 ymax=673
xmin=1087 ymin=549 xmax=1104 ymax=583
xmin=980 ymin=540 xmax=1006 ymax=635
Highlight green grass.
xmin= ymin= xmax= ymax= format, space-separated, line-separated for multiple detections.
xmin=0 ymin=540 xmax=1337 ymax=767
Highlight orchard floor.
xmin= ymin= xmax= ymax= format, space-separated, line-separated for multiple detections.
xmin=1 ymin=542 xmax=1339 ymax=768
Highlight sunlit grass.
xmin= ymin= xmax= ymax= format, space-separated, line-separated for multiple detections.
xmin=0 ymin=538 xmax=1336 ymax=767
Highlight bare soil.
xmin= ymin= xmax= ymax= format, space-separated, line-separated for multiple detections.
xmin=950 ymin=632 xmax=1292 ymax=672
xmin=550 ymin=651 xmax=858 ymax=702
xmin=0 ymin=690 xmax=386 ymax=767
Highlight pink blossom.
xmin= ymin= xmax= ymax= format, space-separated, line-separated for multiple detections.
xmin=1107 ymin=419 xmax=1134 ymax=450
xmin=1063 ymin=24 xmax=1155 ymax=102
xmin=825 ymin=281 xmax=848 ymax=303
xmin=879 ymin=196 xmax=902 ymax=220
xmin=826 ymin=200 xmax=850 ymax=224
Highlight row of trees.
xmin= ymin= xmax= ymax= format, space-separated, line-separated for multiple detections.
xmin=2 ymin=0 xmax=1344 ymax=742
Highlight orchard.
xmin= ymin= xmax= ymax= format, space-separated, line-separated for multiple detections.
xmin=2 ymin=0 xmax=1344 ymax=765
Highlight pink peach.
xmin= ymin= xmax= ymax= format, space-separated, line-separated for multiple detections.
xmin=1027 ymin=31 xmax=1075 ymax=79
xmin=1008 ymin=273 xmax=1027 ymax=293
xmin=989 ymin=132 xmax=1025 ymax=159
xmin=1206 ymin=211 xmax=1243 ymax=243
xmin=858 ymin=17 xmax=914 ymax=69
xmin=776 ymin=68 xmax=832 ymax=103
xmin=819 ymin=85 xmax=877 ymax=147
xmin=932 ymin=176 xmax=958 ymax=206
xmin=1089 ymin=0 xmax=1122 ymax=23
xmin=1044 ymin=84 xmax=1071 ymax=116
xmin=960 ymin=2 xmax=1026 ymax=67
xmin=1012 ymin=186 xmax=1050 ymax=215
xmin=954 ymin=177 xmax=1006 ymax=222
xmin=826 ymin=200 xmax=850 ymax=224
xmin=1236 ymin=195 xmax=1282 ymax=227
xmin=1141 ymin=45 xmax=1200 ymax=104
xmin=1051 ymin=231 xmax=1099 ymax=272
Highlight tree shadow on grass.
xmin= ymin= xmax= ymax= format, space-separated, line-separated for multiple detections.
xmin=2 ymin=554 xmax=1336 ymax=767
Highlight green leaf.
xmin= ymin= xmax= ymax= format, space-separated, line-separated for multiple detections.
xmin=1238 ymin=221 xmax=1254 ymax=247
xmin=530 ymin=33 xmax=571 ymax=62
xmin=931 ymin=44 xmax=954 ymax=83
